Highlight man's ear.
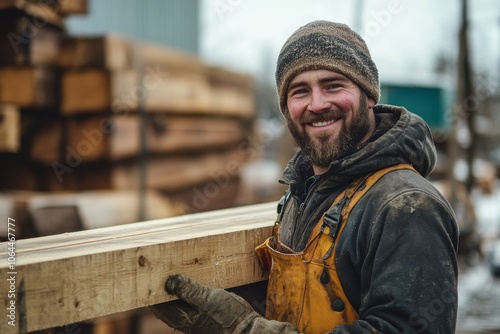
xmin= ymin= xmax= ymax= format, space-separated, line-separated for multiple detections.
xmin=367 ymin=98 xmax=376 ymax=109
xmin=282 ymin=107 xmax=290 ymax=119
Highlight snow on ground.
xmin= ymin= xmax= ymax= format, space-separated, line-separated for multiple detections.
xmin=457 ymin=180 xmax=500 ymax=333
xmin=457 ymin=262 xmax=500 ymax=332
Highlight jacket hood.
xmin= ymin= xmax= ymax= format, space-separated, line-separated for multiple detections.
xmin=282 ymin=105 xmax=437 ymax=190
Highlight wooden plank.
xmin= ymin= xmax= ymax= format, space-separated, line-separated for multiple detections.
xmin=60 ymin=69 xmax=112 ymax=113
xmin=137 ymin=41 xmax=206 ymax=74
xmin=207 ymin=65 xmax=254 ymax=91
xmin=60 ymin=68 xmax=223 ymax=115
xmin=143 ymin=71 xmax=215 ymax=114
xmin=137 ymin=115 xmax=247 ymax=155
xmin=58 ymin=36 xmax=205 ymax=73
xmin=0 ymin=104 xmax=20 ymax=152
xmin=0 ymin=12 xmax=62 ymax=66
xmin=58 ymin=35 xmax=133 ymax=70
xmin=0 ymin=190 xmax=183 ymax=239
xmin=145 ymin=71 xmax=255 ymax=117
xmin=0 ymin=201 xmax=276 ymax=332
xmin=39 ymin=146 xmax=250 ymax=192
xmin=129 ymin=115 xmax=247 ymax=155
xmin=3 ymin=200 xmax=275 ymax=253
xmin=209 ymin=84 xmax=255 ymax=116
xmin=60 ymin=68 xmax=253 ymax=117
xmin=0 ymin=0 xmax=65 ymax=28
xmin=206 ymin=66 xmax=255 ymax=116
xmin=58 ymin=37 xmax=255 ymax=117
xmin=0 ymin=67 xmax=58 ymax=108
xmin=30 ymin=114 xmax=249 ymax=163
xmin=112 ymin=147 xmax=250 ymax=192
xmin=57 ymin=0 xmax=87 ymax=15
xmin=2 ymin=145 xmax=252 ymax=194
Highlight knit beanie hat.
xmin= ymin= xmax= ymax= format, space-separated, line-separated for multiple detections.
xmin=276 ymin=20 xmax=380 ymax=114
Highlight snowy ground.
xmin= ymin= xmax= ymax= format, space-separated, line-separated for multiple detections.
xmin=456 ymin=182 xmax=500 ymax=334
xmin=457 ymin=262 xmax=500 ymax=333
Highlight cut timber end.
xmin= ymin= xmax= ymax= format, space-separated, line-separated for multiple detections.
xmin=0 ymin=202 xmax=277 ymax=332
xmin=0 ymin=104 xmax=20 ymax=152
xmin=0 ymin=67 xmax=58 ymax=108
xmin=57 ymin=0 xmax=88 ymax=15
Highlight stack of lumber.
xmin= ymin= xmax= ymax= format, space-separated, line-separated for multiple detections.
xmin=0 ymin=0 xmax=71 ymax=197
xmin=1 ymin=2 xmax=259 ymax=334
xmin=0 ymin=0 xmax=256 ymax=215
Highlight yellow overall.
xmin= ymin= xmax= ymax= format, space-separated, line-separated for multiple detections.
xmin=255 ymin=164 xmax=416 ymax=334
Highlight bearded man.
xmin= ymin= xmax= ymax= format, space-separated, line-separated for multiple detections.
xmin=151 ymin=20 xmax=459 ymax=334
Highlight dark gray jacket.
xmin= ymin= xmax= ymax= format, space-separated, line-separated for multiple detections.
xmin=278 ymin=105 xmax=458 ymax=333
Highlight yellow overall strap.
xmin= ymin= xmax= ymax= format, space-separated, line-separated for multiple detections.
xmin=316 ymin=163 xmax=418 ymax=261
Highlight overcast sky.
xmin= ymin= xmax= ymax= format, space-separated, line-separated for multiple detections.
xmin=200 ymin=0 xmax=500 ymax=85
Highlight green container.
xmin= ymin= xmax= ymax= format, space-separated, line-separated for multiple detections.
xmin=380 ymin=83 xmax=450 ymax=129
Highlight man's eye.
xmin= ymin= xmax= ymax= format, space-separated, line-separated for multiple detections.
xmin=290 ymin=88 xmax=307 ymax=96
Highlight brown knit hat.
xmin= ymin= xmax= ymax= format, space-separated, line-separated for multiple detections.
xmin=276 ymin=20 xmax=380 ymax=114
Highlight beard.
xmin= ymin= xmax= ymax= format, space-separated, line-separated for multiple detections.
xmin=286 ymin=95 xmax=372 ymax=168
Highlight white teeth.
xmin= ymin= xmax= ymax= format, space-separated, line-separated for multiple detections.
xmin=311 ymin=119 xmax=335 ymax=127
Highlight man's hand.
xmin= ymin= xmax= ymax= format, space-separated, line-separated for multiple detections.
xmin=149 ymin=274 xmax=301 ymax=334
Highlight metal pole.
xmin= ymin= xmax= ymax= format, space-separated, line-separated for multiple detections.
xmin=135 ymin=3 xmax=147 ymax=222
xmin=459 ymin=0 xmax=477 ymax=192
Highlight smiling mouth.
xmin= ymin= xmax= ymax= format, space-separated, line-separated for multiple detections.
xmin=310 ymin=119 xmax=337 ymax=127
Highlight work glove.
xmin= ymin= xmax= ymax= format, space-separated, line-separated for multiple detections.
xmin=327 ymin=321 xmax=382 ymax=334
xmin=150 ymin=274 xmax=301 ymax=334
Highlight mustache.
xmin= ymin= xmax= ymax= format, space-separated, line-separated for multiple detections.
xmin=299 ymin=109 xmax=344 ymax=124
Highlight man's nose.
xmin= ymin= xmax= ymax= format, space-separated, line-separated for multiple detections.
xmin=308 ymin=89 xmax=331 ymax=113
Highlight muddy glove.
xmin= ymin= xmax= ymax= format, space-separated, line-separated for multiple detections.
xmin=150 ymin=274 xmax=301 ymax=334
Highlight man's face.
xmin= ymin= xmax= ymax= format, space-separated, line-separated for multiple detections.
xmin=285 ymin=69 xmax=376 ymax=172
